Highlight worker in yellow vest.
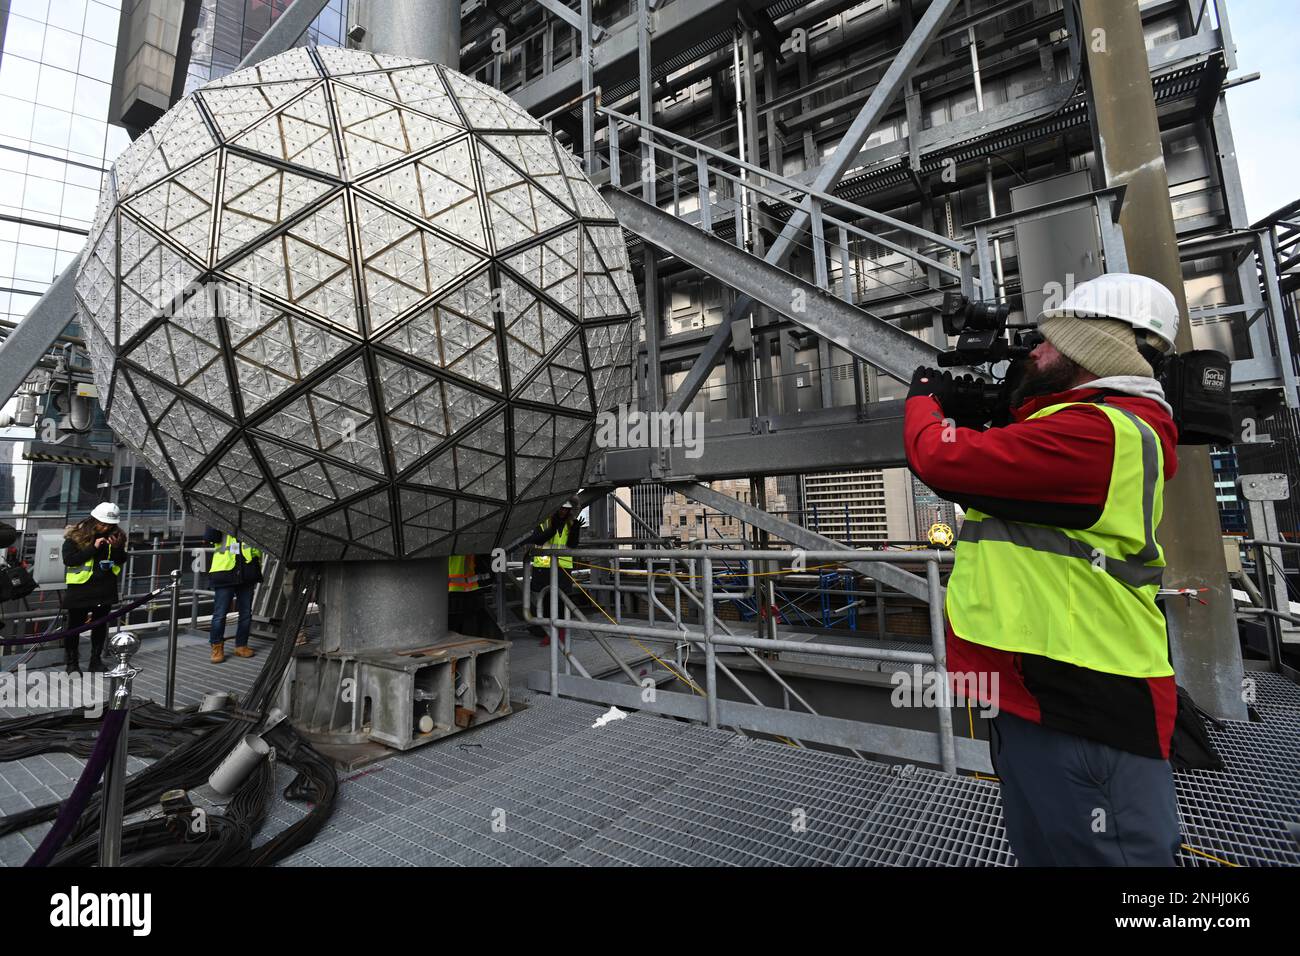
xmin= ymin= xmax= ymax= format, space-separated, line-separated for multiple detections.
xmin=204 ymin=526 xmax=262 ymax=664
xmin=61 ymin=502 xmax=128 ymax=672
xmin=447 ymin=553 xmax=487 ymax=636
xmin=905 ymin=273 xmax=1184 ymax=866
xmin=521 ymin=499 xmax=583 ymax=647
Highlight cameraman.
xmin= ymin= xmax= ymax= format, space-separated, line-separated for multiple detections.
xmin=904 ymin=273 xmax=1181 ymax=866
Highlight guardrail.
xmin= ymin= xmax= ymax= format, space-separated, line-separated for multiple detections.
xmin=522 ymin=545 xmax=992 ymax=775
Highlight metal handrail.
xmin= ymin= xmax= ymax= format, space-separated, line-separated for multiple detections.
xmin=598 ymin=104 xmax=972 ymax=254
xmin=523 ymin=544 xmax=959 ymax=774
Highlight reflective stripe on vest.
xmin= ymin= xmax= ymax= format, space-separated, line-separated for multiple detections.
xmin=65 ymin=556 xmax=121 ymax=586
xmin=532 ymin=522 xmax=572 ymax=569
xmin=945 ymin=401 xmax=1173 ymax=679
xmin=209 ymin=535 xmax=261 ymax=575
xmin=449 ymin=554 xmax=479 ymax=591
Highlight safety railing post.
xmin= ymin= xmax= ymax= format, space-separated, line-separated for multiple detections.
xmin=99 ymin=631 xmax=140 ymax=867
xmin=926 ymin=556 xmax=957 ymax=775
xmin=608 ymin=113 xmax=621 ymax=188
xmin=810 ymin=199 xmax=830 ymax=289
xmin=165 ymin=569 xmax=180 ymax=710
xmin=696 ymin=150 xmax=712 ymax=233
xmin=703 ymin=557 xmax=718 ymax=729
xmin=1253 ymin=541 xmax=1283 ymax=672
xmin=875 ymin=577 xmax=886 ymax=638
xmin=549 ymin=557 xmax=560 ymax=698
xmin=614 ymin=553 xmax=622 ymax=622
xmin=646 ymin=558 xmax=655 ymax=625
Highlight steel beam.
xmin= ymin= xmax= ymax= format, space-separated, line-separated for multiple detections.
xmin=662 ymin=0 xmax=962 ymax=414
xmin=598 ymin=408 xmax=906 ymax=482
xmin=534 ymin=0 xmax=587 ymax=35
xmin=675 ymin=481 xmax=932 ymax=602
xmin=603 ymin=186 xmax=950 ymax=383
xmin=240 ymin=0 xmax=330 ymax=69
xmin=0 ymin=252 xmax=79 ymax=407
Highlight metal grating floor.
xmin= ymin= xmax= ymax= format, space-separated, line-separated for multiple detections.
xmin=1174 ymin=711 xmax=1300 ymax=867
xmin=0 ymin=632 xmax=266 ymax=867
xmin=3 ymin=636 xmax=1298 ymax=867
xmin=282 ymin=705 xmax=735 ymax=866
xmin=1249 ymin=671 xmax=1300 ymax=713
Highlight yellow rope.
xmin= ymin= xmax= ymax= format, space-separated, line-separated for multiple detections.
xmin=1180 ymin=844 xmax=1241 ymax=867
xmin=560 ymin=566 xmax=706 ymax=697
xmin=559 ymin=567 xmax=799 ymax=747
xmin=966 ymin=696 xmax=1001 ymax=782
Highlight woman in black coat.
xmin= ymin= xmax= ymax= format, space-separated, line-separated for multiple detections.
xmin=61 ymin=503 xmax=129 ymax=672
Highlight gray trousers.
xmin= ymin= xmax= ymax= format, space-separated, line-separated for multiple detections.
xmin=991 ymin=712 xmax=1182 ymax=866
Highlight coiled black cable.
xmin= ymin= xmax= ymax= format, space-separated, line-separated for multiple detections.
xmin=2 ymin=567 xmax=340 ymax=866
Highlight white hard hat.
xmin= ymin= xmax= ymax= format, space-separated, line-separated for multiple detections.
xmin=91 ymin=502 xmax=122 ymax=526
xmin=1040 ymin=273 xmax=1179 ymax=353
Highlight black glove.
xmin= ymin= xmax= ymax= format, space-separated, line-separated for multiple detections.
xmin=907 ymin=366 xmax=954 ymax=408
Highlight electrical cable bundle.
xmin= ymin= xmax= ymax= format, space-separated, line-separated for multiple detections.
xmin=49 ymin=757 xmax=276 ymax=867
xmin=248 ymin=718 xmax=339 ymax=866
xmin=2 ymin=567 xmax=342 ymax=866
xmin=0 ymin=700 xmax=224 ymax=762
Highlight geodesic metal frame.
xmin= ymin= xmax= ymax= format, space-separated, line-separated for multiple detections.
xmin=74 ymin=47 xmax=638 ymax=562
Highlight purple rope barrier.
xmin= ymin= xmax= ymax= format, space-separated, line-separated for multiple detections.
xmin=0 ymin=587 xmax=167 ymax=647
xmin=24 ymin=708 xmax=128 ymax=867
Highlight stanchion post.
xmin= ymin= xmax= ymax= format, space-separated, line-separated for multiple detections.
xmin=166 ymin=569 xmax=180 ymax=710
xmin=99 ymin=631 xmax=140 ymax=867
xmin=703 ymin=556 xmax=717 ymax=729
xmin=549 ymin=557 xmax=559 ymax=697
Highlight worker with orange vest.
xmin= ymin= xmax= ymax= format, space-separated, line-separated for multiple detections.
xmin=447 ymin=553 xmax=488 ymax=636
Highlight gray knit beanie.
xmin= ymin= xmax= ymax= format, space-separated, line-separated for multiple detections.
xmin=1038 ymin=315 xmax=1154 ymax=379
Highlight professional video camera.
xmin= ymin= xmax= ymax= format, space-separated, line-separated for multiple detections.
xmin=930 ymin=292 xmax=1041 ymax=427
xmin=929 ymin=290 xmax=1234 ymax=443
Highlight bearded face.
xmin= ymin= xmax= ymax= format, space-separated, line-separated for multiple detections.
xmin=1009 ymin=341 xmax=1087 ymax=409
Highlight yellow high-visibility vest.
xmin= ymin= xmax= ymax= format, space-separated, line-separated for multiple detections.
xmin=531 ymin=522 xmax=572 ymax=570
xmin=209 ymin=535 xmax=261 ymax=574
xmin=65 ymin=557 xmax=121 ymax=586
xmin=945 ymin=401 xmax=1172 ymax=678
xmin=449 ymin=554 xmax=480 ymax=592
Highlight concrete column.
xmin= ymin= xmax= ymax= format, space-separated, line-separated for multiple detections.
xmin=1079 ymin=0 xmax=1245 ymax=719
xmin=359 ymin=0 xmax=461 ymax=67
xmin=319 ymin=558 xmax=449 ymax=653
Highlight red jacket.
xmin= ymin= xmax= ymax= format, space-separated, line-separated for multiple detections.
xmin=905 ymin=384 xmax=1180 ymax=759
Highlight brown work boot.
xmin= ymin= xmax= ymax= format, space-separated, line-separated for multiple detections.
xmin=210 ymin=642 xmax=225 ymax=664
xmin=233 ymin=645 xmax=255 ymax=659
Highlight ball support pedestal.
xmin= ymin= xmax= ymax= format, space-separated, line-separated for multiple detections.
xmin=287 ymin=557 xmax=512 ymax=753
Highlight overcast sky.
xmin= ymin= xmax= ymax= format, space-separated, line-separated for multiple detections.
xmin=1222 ymin=0 xmax=1300 ymax=222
